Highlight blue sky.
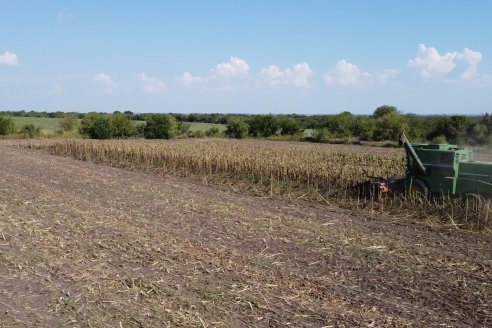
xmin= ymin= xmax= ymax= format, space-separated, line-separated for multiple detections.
xmin=1 ymin=1 xmax=491 ymax=115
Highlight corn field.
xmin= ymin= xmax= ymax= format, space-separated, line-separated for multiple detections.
xmin=25 ymin=138 xmax=490 ymax=229
xmin=26 ymin=139 xmax=405 ymax=189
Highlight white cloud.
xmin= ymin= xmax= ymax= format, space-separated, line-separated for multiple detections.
xmin=57 ymin=11 xmax=72 ymax=24
xmin=137 ymin=73 xmax=166 ymax=93
xmin=324 ymin=60 xmax=368 ymax=86
xmin=409 ymin=44 xmax=483 ymax=80
xmin=177 ymin=72 xmax=204 ymax=87
xmin=260 ymin=63 xmax=314 ymax=88
xmin=461 ymin=48 xmax=482 ymax=80
xmin=0 ymin=51 xmax=19 ymax=66
xmin=377 ymin=69 xmax=400 ymax=83
xmin=52 ymin=83 xmax=63 ymax=95
xmin=93 ymin=73 xmax=117 ymax=93
xmin=213 ymin=56 xmax=249 ymax=78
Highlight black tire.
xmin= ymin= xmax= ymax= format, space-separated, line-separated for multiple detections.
xmin=387 ymin=177 xmax=406 ymax=194
xmin=407 ymin=178 xmax=429 ymax=199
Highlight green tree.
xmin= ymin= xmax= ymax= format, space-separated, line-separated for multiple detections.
xmin=372 ymin=107 xmax=408 ymax=141
xmin=79 ymin=113 xmax=98 ymax=137
xmin=0 ymin=116 xmax=16 ymax=135
xmin=373 ymin=105 xmax=398 ymax=118
xmin=91 ymin=117 xmax=113 ymax=139
xmin=351 ymin=116 xmax=375 ymax=141
xmin=279 ymin=117 xmax=301 ymax=136
xmin=143 ymin=114 xmax=178 ymax=139
xmin=225 ymin=117 xmax=249 ymax=139
xmin=427 ymin=115 xmax=471 ymax=145
xmin=110 ymin=113 xmax=137 ymax=138
xmin=79 ymin=113 xmax=113 ymax=139
xmin=322 ymin=111 xmax=353 ymax=138
xmin=59 ymin=113 xmax=78 ymax=132
xmin=466 ymin=115 xmax=490 ymax=146
xmin=248 ymin=115 xmax=280 ymax=137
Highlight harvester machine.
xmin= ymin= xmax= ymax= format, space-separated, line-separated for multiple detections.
xmin=377 ymin=132 xmax=492 ymax=205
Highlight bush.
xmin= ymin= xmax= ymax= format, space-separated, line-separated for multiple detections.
xmin=178 ymin=122 xmax=192 ymax=135
xmin=312 ymin=128 xmax=332 ymax=142
xmin=79 ymin=113 xmax=112 ymax=139
xmin=59 ymin=113 xmax=77 ymax=132
xmin=20 ymin=124 xmax=41 ymax=138
xmin=0 ymin=116 xmax=16 ymax=135
xmin=248 ymin=115 xmax=280 ymax=137
xmin=143 ymin=114 xmax=178 ymax=139
xmin=372 ymin=111 xmax=408 ymax=141
xmin=225 ymin=117 xmax=249 ymax=139
xmin=91 ymin=117 xmax=113 ymax=139
xmin=188 ymin=130 xmax=205 ymax=138
xmin=279 ymin=117 xmax=300 ymax=136
xmin=431 ymin=135 xmax=447 ymax=144
xmin=205 ymin=127 xmax=220 ymax=137
xmin=110 ymin=113 xmax=137 ymax=138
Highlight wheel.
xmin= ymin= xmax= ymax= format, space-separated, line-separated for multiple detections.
xmin=407 ymin=178 xmax=429 ymax=199
xmin=386 ymin=177 xmax=406 ymax=194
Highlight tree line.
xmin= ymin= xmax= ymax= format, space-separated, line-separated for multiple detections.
xmin=1 ymin=106 xmax=492 ymax=145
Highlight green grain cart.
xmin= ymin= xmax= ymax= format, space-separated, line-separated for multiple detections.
xmin=392 ymin=133 xmax=492 ymax=204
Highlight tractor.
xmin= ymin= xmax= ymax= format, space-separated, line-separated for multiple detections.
xmin=377 ymin=133 xmax=492 ymax=206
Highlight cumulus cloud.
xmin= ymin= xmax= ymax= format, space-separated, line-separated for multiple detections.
xmin=409 ymin=44 xmax=482 ymax=80
xmin=0 ymin=51 xmax=19 ymax=66
xmin=177 ymin=72 xmax=204 ymax=87
xmin=213 ymin=56 xmax=249 ymax=78
xmin=93 ymin=73 xmax=117 ymax=93
xmin=137 ymin=73 xmax=166 ymax=93
xmin=461 ymin=48 xmax=482 ymax=80
xmin=324 ymin=60 xmax=369 ymax=86
xmin=260 ymin=63 xmax=314 ymax=88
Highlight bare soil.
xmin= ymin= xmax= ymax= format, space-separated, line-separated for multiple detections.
xmin=0 ymin=143 xmax=491 ymax=327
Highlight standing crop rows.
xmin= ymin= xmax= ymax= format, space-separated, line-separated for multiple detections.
xmin=26 ymin=139 xmax=406 ymax=192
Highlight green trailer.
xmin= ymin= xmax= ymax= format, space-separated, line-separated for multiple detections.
xmin=399 ymin=133 xmax=492 ymax=201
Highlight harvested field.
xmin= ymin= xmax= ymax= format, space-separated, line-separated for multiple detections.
xmin=0 ymin=141 xmax=491 ymax=327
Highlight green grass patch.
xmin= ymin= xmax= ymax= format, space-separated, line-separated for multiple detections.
xmin=6 ymin=116 xmax=225 ymax=135
xmin=187 ymin=122 xmax=226 ymax=132
xmin=8 ymin=116 xmax=81 ymax=133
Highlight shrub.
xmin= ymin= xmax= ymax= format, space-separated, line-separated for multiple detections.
xmin=247 ymin=115 xmax=280 ymax=137
xmin=110 ymin=113 xmax=137 ymax=138
xmin=431 ymin=135 xmax=447 ymax=144
xmin=205 ymin=127 xmax=220 ymax=137
xmin=91 ymin=117 xmax=113 ymax=139
xmin=59 ymin=113 xmax=78 ymax=132
xmin=188 ymin=130 xmax=205 ymax=138
xmin=0 ymin=116 xmax=16 ymax=135
xmin=20 ymin=124 xmax=41 ymax=138
xmin=225 ymin=117 xmax=249 ymax=139
xmin=178 ymin=122 xmax=192 ymax=135
xmin=79 ymin=113 xmax=112 ymax=139
xmin=312 ymin=128 xmax=332 ymax=142
xmin=279 ymin=117 xmax=300 ymax=136
xmin=143 ymin=114 xmax=178 ymax=139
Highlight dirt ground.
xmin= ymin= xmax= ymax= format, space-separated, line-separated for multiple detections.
xmin=0 ymin=142 xmax=491 ymax=327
